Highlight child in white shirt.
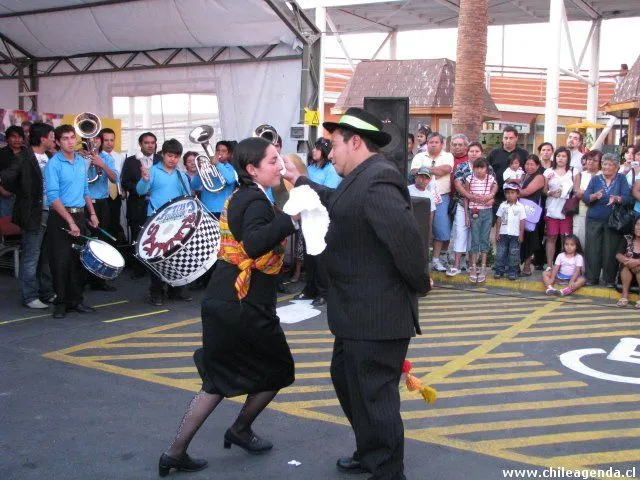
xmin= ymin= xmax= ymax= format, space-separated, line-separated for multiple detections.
xmin=502 ymin=153 xmax=525 ymax=185
xmin=494 ymin=183 xmax=526 ymax=280
xmin=542 ymin=234 xmax=586 ymax=296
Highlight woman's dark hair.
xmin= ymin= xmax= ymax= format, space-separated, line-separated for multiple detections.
xmin=312 ymin=138 xmax=331 ymax=166
xmin=552 ymin=147 xmax=571 ymax=170
xmin=473 ymin=157 xmax=488 ymax=169
xmin=508 ymin=151 xmax=524 ymax=167
xmin=582 ymin=149 xmax=602 ymax=170
xmin=525 ymin=154 xmax=541 ymax=167
xmin=563 ymin=234 xmax=584 ymax=257
xmin=537 ymin=142 xmax=554 ymax=153
xmin=232 ymin=137 xmax=271 ymax=186
xmin=634 ymin=216 xmax=640 ymax=238
xmin=621 ymin=145 xmax=636 ymax=158
xmin=182 ymin=151 xmax=197 ymax=165
xmin=468 ymin=141 xmax=483 ymax=152
xmin=161 ymin=138 xmax=183 ymax=156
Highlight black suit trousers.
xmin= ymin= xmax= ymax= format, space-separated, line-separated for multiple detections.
xmin=330 ymin=336 xmax=409 ymax=480
xmin=47 ymin=210 xmax=86 ymax=306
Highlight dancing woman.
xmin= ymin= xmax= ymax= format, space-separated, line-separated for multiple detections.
xmin=159 ymin=137 xmax=298 ymax=476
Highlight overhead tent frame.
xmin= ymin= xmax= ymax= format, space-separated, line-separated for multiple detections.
xmin=0 ymin=0 xmax=321 ymax=134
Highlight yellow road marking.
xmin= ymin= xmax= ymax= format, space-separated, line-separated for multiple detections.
xmin=402 ymin=394 xmax=640 ymax=420
xmin=420 ymin=322 xmax=516 ymax=330
xmin=527 ymin=321 xmax=640 ymax=333
xmin=434 ymin=370 xmax=562 ymax=384
xmin=412 ymin=410 xmax=640 ymax=435
xmin=549 ymin=449 xmax=640 ymax=467
xmin=509 ymin=330 xmax=640 ymax=343
xmin=410 ymin=301 xmax=561 ymax=396
xmin=142 ymin=367 xmax=196 ymax=374
xmin=0 ymin=300 xmax=130 ymax=326
xmin=419 ymin=306 xmax=536 ymax=315
xmin=103 ymin=310 xmax=170 ymax=323
xmin=83 ymin=352 xmax=194 ymax=361
xmin=537 ymin=314 xmax=638 ymax=324
xmin=475 ymin=428 xmax=640 ymax=449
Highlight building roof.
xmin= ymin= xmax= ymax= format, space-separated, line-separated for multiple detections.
xmin=306 ymin=0 xmax=640 ymax=34
xmin=326 ymin=65 xmax=617 ymax=115
xmin=332 ymin=58 xmax=500 ymax=118
xmin=604 ymin=54 xmax=640 ymax=113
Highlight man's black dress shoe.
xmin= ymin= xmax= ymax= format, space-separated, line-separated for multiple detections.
xmin=91 ymin=282 xmax=117 ymax=292
xmin=336 ymin=456 xmax=367 ymax=473
xmin=53 ymin=304 xmax=66 ymax=319
xmin=277 ymin=284 xmax=291 ymax=294
xmin=223 ymin=427 xmax=273 ymax=453
xmin=294 ymin=292 xmax=314 ymax=300
xmin=311 ymin=296 xmax=326 ymax=306
xmin=158 ymin=452 xmax=207 ymax=477
xmin=149 ymin=295 xmax=164 ymax=306
xmin=69 ymin=304 xmax=96 ymax=314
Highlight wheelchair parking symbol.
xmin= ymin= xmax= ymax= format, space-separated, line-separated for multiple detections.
xmin=560 ymin=337 xmax=640 ymax=384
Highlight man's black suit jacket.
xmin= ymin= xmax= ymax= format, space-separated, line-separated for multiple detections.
xmin=298 ymin=153 xmax=430 ymax=341
xmin=0 ymin=147 xmax=47 ymax=231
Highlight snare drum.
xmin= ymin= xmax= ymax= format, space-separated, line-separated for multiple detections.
xmin=135 ymin=196 xmax=220 ymax=286
xmin=80 ymin=239 xmax=125 ymax=280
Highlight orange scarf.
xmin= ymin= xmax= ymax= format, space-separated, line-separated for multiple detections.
xmin=218 ymin=194 xmax=285 ymax=299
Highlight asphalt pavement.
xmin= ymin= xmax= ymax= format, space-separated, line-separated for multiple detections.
xmin=1 ymin=268 xmax=639 ymax=480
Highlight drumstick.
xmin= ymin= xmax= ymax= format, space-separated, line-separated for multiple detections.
xmin=60 ymin=227 xmax=95 ymax=242
xmin=90 ymin=224 xmax=117 ymax=242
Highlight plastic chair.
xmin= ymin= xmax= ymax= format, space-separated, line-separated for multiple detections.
xmin=0 ymin=216 xmax=22 ymax=278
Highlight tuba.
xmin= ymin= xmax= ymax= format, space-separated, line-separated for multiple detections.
xmin=254 ymin=124 xmax=286 ymax=175
xmin=189 ymin=125 xmax=226 ymax=193
xmin=73 ymin=112 xmax=102 ymax=184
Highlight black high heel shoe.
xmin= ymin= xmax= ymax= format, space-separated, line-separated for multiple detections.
xmin=223 ymin=428 xmax=273 ymax=453
xmin=158 ymin=452 xmax=208 ymax=477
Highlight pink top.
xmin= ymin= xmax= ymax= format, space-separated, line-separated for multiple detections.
xmin=554 ymin=252 xmax=584 ymax=277
xmin=466 ymin=174 xmax=496 ymax=210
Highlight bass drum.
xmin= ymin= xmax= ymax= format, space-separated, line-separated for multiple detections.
xmin=135 ymin=196 xmax=220 ymax=286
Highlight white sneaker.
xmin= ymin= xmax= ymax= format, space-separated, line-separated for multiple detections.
xmin=25 ymin=299 xmax=49 ymax=309
xmin=446 ymin=267 xmax=460 ymax=276
xmin=432 ymin=258 xmax=447 ymax=272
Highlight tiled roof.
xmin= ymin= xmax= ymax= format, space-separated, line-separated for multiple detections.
xmin=331 ymin=59 xmax=499 ymax=117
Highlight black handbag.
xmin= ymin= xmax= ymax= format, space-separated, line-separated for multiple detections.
xmin=607 ymin=172 xmax=634 ymax=234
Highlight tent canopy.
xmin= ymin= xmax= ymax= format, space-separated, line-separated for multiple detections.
xmin=302 ymin=0 xmax=640 ymax=34
xmin=0 ymin=0 xmax=305 ymax=58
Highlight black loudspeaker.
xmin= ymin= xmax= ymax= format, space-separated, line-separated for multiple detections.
xmin=363 ymin=97 xmax=409 ymax=181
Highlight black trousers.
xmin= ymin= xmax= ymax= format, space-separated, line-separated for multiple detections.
xmin=301 ymin=251 xmax=328 ymax=298
xmin=47 ymin=209 xmax=86 ymax=307
xmin=126 ymin=195 xmax=148 ymax=276
xmin=330 ymin=336 xmax=410 ymax=480
xmin=86 ymin=198 xmax=111 ymax=286
xmin=107 ymin=195 xmax=125 ymax=241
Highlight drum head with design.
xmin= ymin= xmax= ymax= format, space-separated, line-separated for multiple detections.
xmin=136 ymin=197 xmax=202 ymax=262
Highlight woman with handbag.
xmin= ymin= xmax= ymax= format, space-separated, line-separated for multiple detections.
xmin=543 ymin=147 xmax=575 ymax=270
xmin=519 ymin=155 xmax=545 ymax=276
xmin=572 ymin=150 xmax=602 ymax=248
xmin=582 ymin=153 xmax=632 ymax=286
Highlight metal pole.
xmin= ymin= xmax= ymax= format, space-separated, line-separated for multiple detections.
xmin=543 ymin=0 xmax=563 ymax=144
xmin=315 ymin=7 xmax=326 ymax=127
xmin=389 ymin=31 xmax=398 ymax=60
xmin=586 ymin=19 xmax=601 ymax=142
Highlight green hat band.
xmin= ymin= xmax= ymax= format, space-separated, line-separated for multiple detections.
xmin=339 ymin=114 xmax=380 ymax=132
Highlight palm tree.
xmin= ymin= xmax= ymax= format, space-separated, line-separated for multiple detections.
xmin=451 ymin=0 xmax=488 ymax=141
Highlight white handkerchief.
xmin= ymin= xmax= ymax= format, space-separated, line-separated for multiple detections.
xmin=283 ymin=185 xmax=330 ymax=255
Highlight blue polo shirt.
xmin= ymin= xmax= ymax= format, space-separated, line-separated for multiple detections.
xmin=44 ymin=151 xmax=90 ymax=207
xmin=88 ymin=151 xmax=119 ymax=200
xmin=136 ymin=162 xmax=191 ymax=215
xmin=191 ymin=162 xmax=238 ymax=214
xmin=308 ymin=162 xmax=342 ymax=188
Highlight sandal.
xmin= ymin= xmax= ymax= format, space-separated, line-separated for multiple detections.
xmin=469 ymin=270 xmax=477 ymax=283
xmin=616 ymin=298 xmax=629 ymax=307
xmin=635 ymin=301 xmax=640 ymax=310
xmin=477 ymin=268 xmax=487 ymax=283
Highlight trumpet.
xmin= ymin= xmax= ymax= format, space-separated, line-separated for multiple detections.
xmin=73 ymin=112 xmax=102 ymax=184
xmin=188 ymin=125 xmax=226 ymax=193
xmin=253 ymin=124 xmax=286 ymax=175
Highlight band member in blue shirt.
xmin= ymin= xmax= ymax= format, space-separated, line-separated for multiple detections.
xmin=137 ymin=138 xmax=193 ymax=306
xmin=44 ymin=124 xmax=100 ymax=319
xmin=85 ymin=132 xmax=119 ymax=291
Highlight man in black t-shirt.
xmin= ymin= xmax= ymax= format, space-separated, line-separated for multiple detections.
xmin=487 ymin=125 xmax=529 ymax=216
